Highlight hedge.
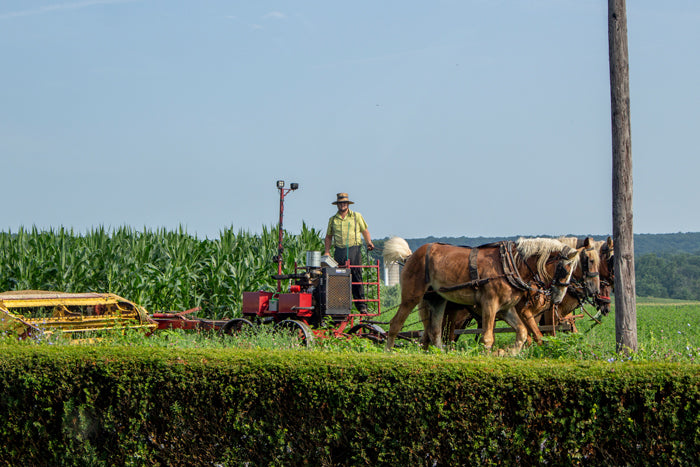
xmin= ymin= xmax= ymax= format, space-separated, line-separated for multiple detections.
xmin=0 ymin=345 xmax=698 ymax=465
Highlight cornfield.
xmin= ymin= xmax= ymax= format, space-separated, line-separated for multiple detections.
xmin=0 ymin=224 xmax=325 ymax=319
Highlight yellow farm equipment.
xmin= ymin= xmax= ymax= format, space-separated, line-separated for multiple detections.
xmin=0 ymin=291 xmax=156 ymax=339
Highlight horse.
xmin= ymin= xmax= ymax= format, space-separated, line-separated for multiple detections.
xmin=383 ymin=237 xmax=597 ymax=354
xmin=440 ymin=236 xmax=612 ymax=346
xmin=503 ymin=236 xmax=603 ymax=344
xmin=532 ymin=236 xmax=613 ymax=335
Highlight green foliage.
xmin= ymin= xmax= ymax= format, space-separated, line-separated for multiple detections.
xmin=636 ymin=252 xmax=700 ymax=300
xmin=0 ymin=345 xmax=697 ymax=465
xmin=0 ymin=224 xmax=324 ymax=319
xmin=380 ymin=283 xmax=401 ymax=309
xmin=633 ymin=232 xmax=700 ymax=255
xmin=4 ymin=227 xmax=700 ymax=311
xmin=0 ymin=302 xmax=698 ymax=464
xmin=4 ymin=227 xmax=700 ymax=463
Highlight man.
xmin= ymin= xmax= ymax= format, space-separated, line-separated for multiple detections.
xmin=324 ymin=193 xmax=375 ymax=312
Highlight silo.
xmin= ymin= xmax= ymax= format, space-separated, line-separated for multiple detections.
xmin=385 ymin=262 xmax=401 ymax=286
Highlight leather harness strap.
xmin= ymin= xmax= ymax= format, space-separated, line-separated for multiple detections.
xmin=436 ymin=243 xmax=494 ymax=293
xmin=500 ymin=241 xmax=533 ymax=292
xmin=439 ymin=278 xmax=491 ymax=292
xmin=424 ymin=243 xmax=432 ymax=284
xmin=433 ymin=243 xmax=492 ymax=293
xmin=428 ymin=241 xmax=536 ymax=294
xmin=468 ymin=247 xmax=479 ymax=281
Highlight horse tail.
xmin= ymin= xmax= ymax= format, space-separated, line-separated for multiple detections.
xmin=383 ymin=236 xmax=412 ymax=264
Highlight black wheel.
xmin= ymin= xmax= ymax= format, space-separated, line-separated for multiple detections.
xmin=274 ymin=319 xmax=314 ymax=345
xmin=220 ymin=318 xmax=256 ymax=336
xmin=347 ymin=323 xmax=386 ymax=343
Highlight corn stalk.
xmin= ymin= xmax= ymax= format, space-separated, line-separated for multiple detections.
xmin=0 ymin=223 xmax=325 ymax=319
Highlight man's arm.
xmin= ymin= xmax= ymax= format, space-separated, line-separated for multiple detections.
xmin=362 ymin=229 xmax=374 ymax=250
xmin=324 ymin=234 xmax=333 ymax=256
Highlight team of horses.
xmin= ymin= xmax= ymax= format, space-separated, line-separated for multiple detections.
xmin=383 ymin=236 xmax=614 ymax=355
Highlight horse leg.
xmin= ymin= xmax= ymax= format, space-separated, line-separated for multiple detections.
xmin=443 ymin=303 xmax=474 ymax=345
xmin=421 ymin=295 xmax=447 ymax=351
xmin=500 ymin=307 xmax=529 ymax=355
xmin=418 ymin=299 xmax=431 ymax=348
xmin=518 ymin=304 xmax=544 ymax=345
xmin=386 ymin=298 xmax=420 ymax=350
xmin=479 ymin=301 xmax=499 ymax=352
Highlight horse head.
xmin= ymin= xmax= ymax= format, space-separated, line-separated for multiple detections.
xmin=578 ymin=237 xmax=602 ymax=297
xmin=515 ymin=238 xmax=584 ymax=305
xmin=550 ymin=245 xmax=580 ymax=304
xmin=594 ymin=236 xmax=614 ymax=315
xmin=557 ymin=236 xmax=606 ymax=302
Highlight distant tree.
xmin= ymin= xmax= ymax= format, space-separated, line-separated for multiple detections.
xmin=635 ymin=253 xmax=700 ymax=301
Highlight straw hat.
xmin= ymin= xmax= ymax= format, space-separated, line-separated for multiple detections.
xmin=332 ymin=193 xmax=354 ymax=205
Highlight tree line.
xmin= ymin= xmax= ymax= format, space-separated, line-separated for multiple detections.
xmin=635 ymin=252 xmax=700 ymax=300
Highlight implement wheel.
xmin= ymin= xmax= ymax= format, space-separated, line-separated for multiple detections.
xmin=274 ymin=319 xmax=314 ymax=346
xmin=220 ymin=318 xmax=256 ymax=336
xmin=348 ymin=323 xmax=386 ymax=343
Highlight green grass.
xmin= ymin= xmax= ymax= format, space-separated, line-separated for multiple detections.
xmin=515 ymin=299 xmax=700 ymax=362
xmin=636 ymin=296 xmax=700 ymax=305
xmin=6 ymin=298 xmax=699 ymax=364
xmin=374 ymin=289 xmax=700 ymax=361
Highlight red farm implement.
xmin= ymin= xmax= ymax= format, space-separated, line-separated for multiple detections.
xmin=150 ymin=180 xmax=387 ymax=344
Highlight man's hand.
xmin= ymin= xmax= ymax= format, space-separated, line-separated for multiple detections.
xmin=367 ymin=242 xmax=375 ymax=251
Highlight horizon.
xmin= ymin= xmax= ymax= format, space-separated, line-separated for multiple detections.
xmin=3 ymin=223 xmax=699 ymax=241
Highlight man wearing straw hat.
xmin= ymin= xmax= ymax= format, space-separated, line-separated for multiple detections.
xmin=324 ymin=193 xmax=375 ymax=312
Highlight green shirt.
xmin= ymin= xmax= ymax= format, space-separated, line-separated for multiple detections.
xmin=326 ymin=210 xmax=368 ymax=248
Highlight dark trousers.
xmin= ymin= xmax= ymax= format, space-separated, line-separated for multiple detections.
xmin=333 ymin=245 xmax=366 ymax=311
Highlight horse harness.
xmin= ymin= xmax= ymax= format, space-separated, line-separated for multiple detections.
xmin=430 ymin=241 xmax=535 ymax=294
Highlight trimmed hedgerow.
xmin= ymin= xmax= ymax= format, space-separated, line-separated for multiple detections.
xmin=0 ymin=345 xmax=698 ymax=465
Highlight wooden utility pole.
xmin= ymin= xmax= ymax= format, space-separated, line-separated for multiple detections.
xmin=608 ymin=0 xmax=637 ymax=353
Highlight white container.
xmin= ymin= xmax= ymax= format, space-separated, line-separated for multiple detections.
xmin=321 ymin=255 xmax=338 ymax=268
xmin=306 ymin=251 xmax=321 ymax=268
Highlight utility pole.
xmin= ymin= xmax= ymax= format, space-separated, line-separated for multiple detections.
xmin=608 ymin=0 xmax=637 ymax=353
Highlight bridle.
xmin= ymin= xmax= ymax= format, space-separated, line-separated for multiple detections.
xmin=551 ymin=253 xmax=576 ymax=289
xmin=600 ymin=242 xmax=615 ymax=285
xmin=580 ymin=246 xmax=600 ymax=282
xmin=594 ymin=242 xmax=614 ymax=315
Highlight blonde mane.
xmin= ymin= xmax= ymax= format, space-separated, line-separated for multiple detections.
xmin=514 ymin=237 xmax=579 ymax=282
xmin=557 ymin=236 xmax=580 ymax=249
xmin=383 ymin=236 xmax=413 ymax=264
xmin=557 ymin=236 xmax=602 ymax=264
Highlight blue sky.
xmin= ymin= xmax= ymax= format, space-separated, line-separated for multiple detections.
xmin=2 ymin=1 xmax=699 ymax=240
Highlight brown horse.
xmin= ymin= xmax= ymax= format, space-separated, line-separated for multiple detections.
xmin=441 ymin=236 xmax=612 ymax=346
xmin=383 ymin=237 xmax=595 ymax=354
xmin=504 ymin=236 xmax=603 ymax=344
xmin=540 ymin=236 xmax=614 ymax=331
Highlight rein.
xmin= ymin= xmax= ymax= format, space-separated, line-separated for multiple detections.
xmin=500 ymin=241 xmax=535 ymax=293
